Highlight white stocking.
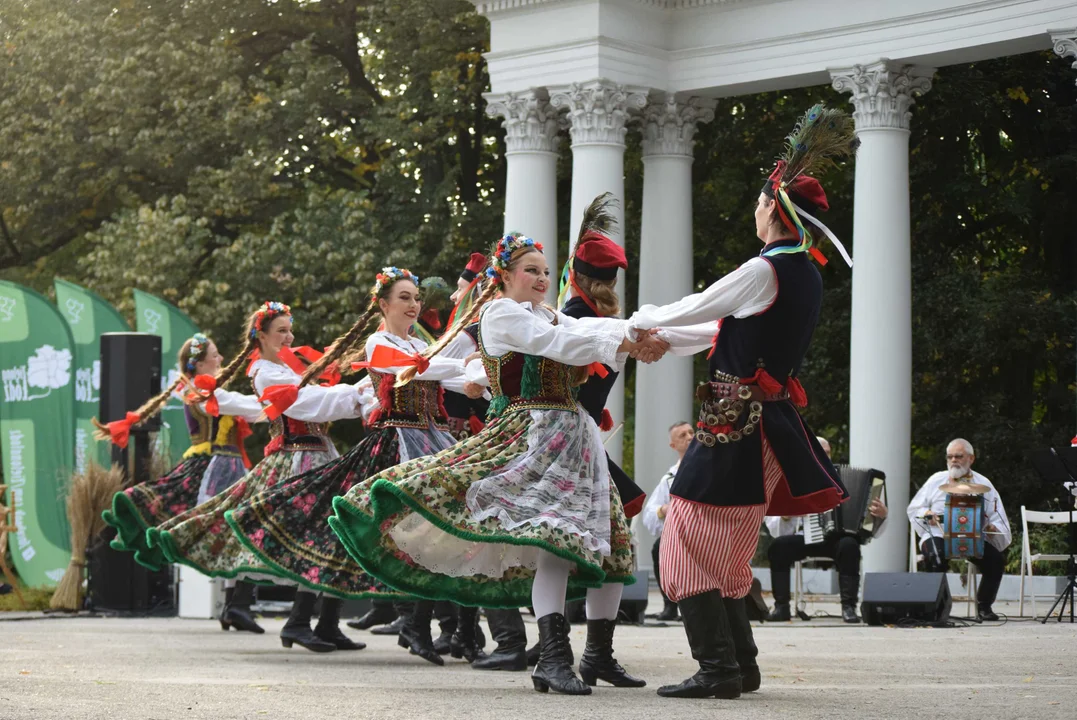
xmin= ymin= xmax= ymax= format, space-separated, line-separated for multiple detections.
xmin=532 ymin=551 xmax=572 ymax=618
xmin=585 ymin=582 xmax=622 ymax=621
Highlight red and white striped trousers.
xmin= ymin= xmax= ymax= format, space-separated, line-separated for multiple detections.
xmin=658 ymin=436 xmax=783 ymax=601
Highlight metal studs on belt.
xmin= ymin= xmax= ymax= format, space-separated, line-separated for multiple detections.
xmin=750 ymin=401 xmax=763 ymax=414
xmin=738 ymin=386 xmax=752 ymax=400
xmin=729 ymin=430 xmax=743 ymax=442
xmin=716 ymin=433 xmax=730 ymax=444
xmin=742 ymin=424 xmax=755 ymax=435
xmin=705 ymin=413 xmax=722 ymax=427
xmin=697 ymin=431 xmax=716 ymax=447
xmin=718 ymin=398 xmax=731 ymax=411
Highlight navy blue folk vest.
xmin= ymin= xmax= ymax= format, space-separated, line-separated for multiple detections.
xmin=671 ymin=242 xmax=846 ymax=514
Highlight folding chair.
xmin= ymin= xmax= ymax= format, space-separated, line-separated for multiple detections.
xmin=1019 ymin=507 xmax=1071 ymax=619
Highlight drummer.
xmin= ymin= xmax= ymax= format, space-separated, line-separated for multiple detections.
xmin=906 ymin=438 xmax=1011 ymax=621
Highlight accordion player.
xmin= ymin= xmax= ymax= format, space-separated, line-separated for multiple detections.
xmin=765 ymin=461 xmax=888 ymax=624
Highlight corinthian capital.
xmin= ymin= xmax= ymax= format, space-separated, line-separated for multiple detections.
xmin=549 ymin=79 xmax=649 ymax=147
xmin=640 ymin=96 xmax=717 ymax=158
xmin=1051 ymin=30 xmax=1077 ymax=82
xmin=485 ymin=89 xmax=561 ymax=154
xmin=829 ymin=60 xmax=934 ymax=132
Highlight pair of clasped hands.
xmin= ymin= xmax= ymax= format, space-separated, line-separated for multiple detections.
xmin=621 ymin=327 xmax=670 ymax=364
xmin=458 ymin=328 xmax=671 ymax=400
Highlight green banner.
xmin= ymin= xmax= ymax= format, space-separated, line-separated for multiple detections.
xmin=53 ymin=279 xmax=130 ymax=474
xmin=133 ymin=290 xmax=199 ymax=466
xmin=0 ymin=281 xmax=75 ymax=587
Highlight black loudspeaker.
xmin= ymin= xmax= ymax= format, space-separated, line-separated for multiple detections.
xmin=99 ymin=332 xmax=162 ymax=431
xmin=861 ymin=572 xmax=952 ymax=626
xmin=87 ymin=527 xmax=174 ymax=614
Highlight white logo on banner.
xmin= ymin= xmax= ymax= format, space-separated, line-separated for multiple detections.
xmin=0 ymin=296 xmax=15 ymax=322
xmin=1 ymin=345 xmax=73 ymax=402
xmin=64 ymin=298 xmax=85 ymax=324
xmin=142 ymin=308 xmax=162 ymax=333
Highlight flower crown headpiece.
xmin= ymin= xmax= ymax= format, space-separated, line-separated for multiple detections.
xmin=486 ymin=234 xmax=543 ymax=285
xmin=185 ymin=333 xmax=210 ymax=372
xmin=373 ymin=267 xmax=419 ymax=298
xmin=250 ymin=301 xmax=291 ymax=339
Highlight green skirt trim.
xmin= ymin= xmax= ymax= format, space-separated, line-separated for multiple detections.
xmin=103 ymin=493 xmax=167 ymax=572
xmin=149 ymin=526 xmax=282 ymax=582
xmin=222 ymin=509 xmax=411 ymax=601
xmin=329 ymin=479 xmax=634 ymax=610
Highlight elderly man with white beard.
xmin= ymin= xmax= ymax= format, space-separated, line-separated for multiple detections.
xmin=907 ymin=438 xmax=1012 ymax=621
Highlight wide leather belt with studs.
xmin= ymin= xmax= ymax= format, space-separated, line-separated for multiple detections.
xmin=694 ymin=381 xmax=789 ymax=447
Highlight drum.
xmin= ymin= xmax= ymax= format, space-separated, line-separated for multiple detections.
xmin=943 ymin=494 xmax=985 ymax=559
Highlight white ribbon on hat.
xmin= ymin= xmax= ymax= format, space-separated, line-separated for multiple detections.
xmin=792 ymin=201 xmax=854 ymax=268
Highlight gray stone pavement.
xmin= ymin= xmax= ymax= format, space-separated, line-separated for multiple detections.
xmin=2 ymin=593 xmax=1075 ymax=720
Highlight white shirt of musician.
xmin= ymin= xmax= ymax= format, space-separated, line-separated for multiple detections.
xmin=641 ymin=462 xmax=679 ymax=538
xmin=907 ymin=471 xmax=1012 ymax=552
xmin=763 ymin=515 xmax=801 ymax=538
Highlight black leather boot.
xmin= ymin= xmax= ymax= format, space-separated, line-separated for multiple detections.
xmin=657 ymin=590 xmax=741 ymax=699
xmin=347 ymin=600 xmax=396 ymax=631
xmin=723 ymin=597 xmax=760 ymax=693
xmin=219 ymin=586 xmax=234 ymax=630
xmin=371 ymin=602 xmax=413 ymax=636
xmin=839 ymin=575 xmax=861 ymax=624
xmin=472 ymin=608 xmax=527 ymax=671
xmin=315 ymin=597 xmax=366 ymax=650
xmin=220 ymin=582 xmax=265 ymax=634
xmin=280 ymin=591 xmax=336 ymax=652
xmin=578 ymin=619 xmax=646 ymax=688
xmin=397 ymin=600 xmax=444 ymax=666
xmin=766 ymin=569 xmax=793 ymax=621
xmin=449 ymin=606 xmax=486 ymax=662
xmin=527 ymin=617 xmax=571 ymax=667
xmin=433 ymin=601 xmax=457 ymax=655
xmin=531 ymin=613 xmax=590 ymax=695
xmin=654 ymin=602 xmax=679 ymax=621
xmin=746 ymin=578 xmax=769 ymax=622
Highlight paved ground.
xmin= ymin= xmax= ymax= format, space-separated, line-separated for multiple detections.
xmin=2 ymin=593 xmax=1075 ymax=720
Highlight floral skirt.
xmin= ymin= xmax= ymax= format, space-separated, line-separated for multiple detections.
xmin=103 ymin=454 xmax=214 ymax=572
xmin=329 ymin=406 xmax=635 ymax=609
xmin=224 ymin=426 xmax=447 ymax=599
xmin=151 ymin=448 xmax=336 ymax=579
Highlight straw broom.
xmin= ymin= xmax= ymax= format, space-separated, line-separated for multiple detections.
xmin=50 ymin=461 xmax=126 ymax=611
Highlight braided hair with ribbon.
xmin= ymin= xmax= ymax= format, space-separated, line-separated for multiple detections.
xmin=298 ymin=267 xmax=420 ymax=389
xmin=92 ymin=331 xmax=219 ymax=447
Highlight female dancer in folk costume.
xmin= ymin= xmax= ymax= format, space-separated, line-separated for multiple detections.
xmin=330 ymin=234 xmax=668 ymax=695
xmin=351 ymin=255 xmax=499 ymax=661
xmin=226 ymin=267 xmax=477 ymax=666
xmin=99 ymin=332 xmax=266 ymax=633
xmin=625 ymin=105 xmax=855 ymax=700
xmin=152 ymin=301 xmax=370 ymax=653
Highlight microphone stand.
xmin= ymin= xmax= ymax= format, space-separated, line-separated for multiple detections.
xmin=1031 ymin=447 xmax=1077 ymax=624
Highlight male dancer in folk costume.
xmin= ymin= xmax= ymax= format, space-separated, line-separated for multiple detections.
xmin=625 ymin=105 xmax=856 ymax=699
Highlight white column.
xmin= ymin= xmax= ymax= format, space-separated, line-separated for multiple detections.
xmin=632 ymin=96 xmax=715 ymax=568
xmin=485 ymin=89 xmax=561 ymax=300
xmin=831 ymin=60 xmax=933 ymax=574
xmin=550 ymin=79 xmax=648 ymax=465
xmin=1051 ymin=30 xmax=1077 ymax=81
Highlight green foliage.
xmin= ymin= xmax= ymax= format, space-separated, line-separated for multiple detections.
xmin=1 ymin=0 xmax=503 ymax=361
xmin=1 ymin=3 xmax=1074 ymax=521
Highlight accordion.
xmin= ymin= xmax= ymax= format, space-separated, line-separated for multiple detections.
xmin=803 ymin=465 xmax=887 ymax=546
